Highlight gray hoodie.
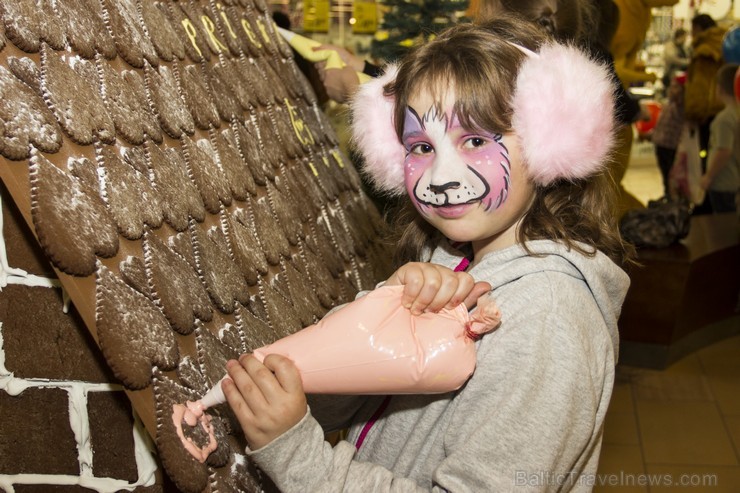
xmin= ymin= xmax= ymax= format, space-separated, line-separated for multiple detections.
xmin=249 ymin=239 xmax=630 ymax=492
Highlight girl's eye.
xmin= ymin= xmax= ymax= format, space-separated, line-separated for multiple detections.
xmin=410 ymin=143 xmax=434 ymax=155
xmin=462 ymin=137 xmax=487 ymax=149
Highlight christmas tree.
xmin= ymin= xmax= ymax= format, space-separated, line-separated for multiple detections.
xmin=370 ymin=0 xmax=469 ymax=63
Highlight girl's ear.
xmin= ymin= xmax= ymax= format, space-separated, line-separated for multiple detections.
xmin=350 ymin=64 xmax=407 ymax=195
xmin=512 ymin=43 xmax=616 ymax=185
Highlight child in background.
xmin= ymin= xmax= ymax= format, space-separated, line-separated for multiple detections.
xmin=700 ymin=63 xmax=740 ymax=213
xmin=652 ymin=72 xmax=687 ymax=197
xmin=222 ymin=17 xmax=633 ymax=491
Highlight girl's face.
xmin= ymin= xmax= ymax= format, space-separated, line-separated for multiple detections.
xmin=402 ymin=88 xmax=535 ymax=255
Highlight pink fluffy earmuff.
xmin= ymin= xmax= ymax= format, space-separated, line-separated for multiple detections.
xmin=350 ymin=42 xmax=616 ymax=195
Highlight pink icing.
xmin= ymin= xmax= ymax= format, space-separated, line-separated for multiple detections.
xmin=171 ymin=401 xmax=217 ymax=463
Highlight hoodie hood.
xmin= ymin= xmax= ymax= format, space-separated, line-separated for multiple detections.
xmin=430 ymin=239 xmax=629 ymax=362
xmin=692 ymin=26 xmax=727 ymax=62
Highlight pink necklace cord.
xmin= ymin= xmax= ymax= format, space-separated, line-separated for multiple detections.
xmin=355 ymin=396 xmax=392 ymax=450
xmin=454 ymin=257 xmax=470 ymax=272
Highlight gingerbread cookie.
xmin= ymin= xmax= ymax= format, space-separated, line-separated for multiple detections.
xmin=204 ymin=2 xmax=242 ymax=58
xmin=223 ymin=211 xmax=268 ymax=286
xmin=55 ymin=0 xmax=116 ymax=59
xmin=7 ymin=55 xmax=41 ymax=94
xmin=181 ymin=136 xmax=232 ymax=214
xmin=245 ymin=198 xmax=291 ymax=266
xmin=145 ymin=64 xmax=195 ymax=139
xmin=233 ymin=121 xmax=267 ymax=186
xmin=238 ymin=303 xmax=275 ymax=350
xmin=218 ymin=320 xmax=248 ymax=357
xmin=179 ymin=2 xmax=226 ymax=60
xmin=99 ymin=61 xmax=162 ymax=145
xmin=191 ymin=223 xmax=250 ymax=314
xmin=139 ymin=0 xmax=185 ymax=62
xmin=240 ymin=58 xmax=273 ymax=107
xmin=168 ymin=230 xmax=198 ymax=272
xmin=311 ymin=153 xmax=340 ymax=201
xmin=203 ymin=63 xmax=242 ymax=124
xmin=0 ymin=65 xmax=62 ymax=160
xmin=265 ymin=179 xmax=303 ymax=246
xmin=321 ymin=207 xmax=355 ymax=262
xmin=277 ymin=257 xmax=322 ymax=326
xmin=289 ymin=159 xmax=325 ymax=210
xmin=40 ymin=44 xmax=115 ymax=145
xmin=95 ymin=263 xmax=179 ymax=390
xmin=270 ymin=104 xmax=301 ymax=160
xmin=299 ymin=246 xmax=340 ymax=309
xmin=194 ymin=325 xmax=239 ymax=389
xmin=160 ymin=1 xmax=209 ymax=63
xmin=152 ymin=370 xmax=226 ymax=493
xmin=178 ymin=64 xmax=220 ymax=130
xmin=281 ymin=164 xmax=319 ymax=221
xmin=29 ymin=151 xmax=119 ymax=276
xmin=214 ymin=128 xmax=256 ymax=200
xmin=260 ymin=278 xmax=303 ymax=338
xmin=119 ymin=254 xmax=152 ymax=299
xmin=98 ymin=144 xmax=164 ymax=240
xmin=305 ymin=213 xmax=345 ymax=278
xmin=143 ymin=231 xmax=213 ymax=335
xmin=0 ymin=0 xmax=65 ymax=53
xmin=101 ymin=0 xmax=158 ymax=68
xmin=147 ymin=142 xmax=206 ymax=231
xmin=215 ymin=58 xmax=257 ymax=111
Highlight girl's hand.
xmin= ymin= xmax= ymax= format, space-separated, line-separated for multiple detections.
xmin=223 ymin=354 xmax=307 ymax=450
xmin=385 ymin=262 xmax=492 ymax=315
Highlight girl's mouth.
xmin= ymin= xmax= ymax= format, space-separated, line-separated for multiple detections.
xmin=432 ymin=203 xmax=476 ymax=218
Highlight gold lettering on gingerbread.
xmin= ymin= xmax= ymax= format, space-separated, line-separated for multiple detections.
xmin=216 ymin=3 xmax=238 ymax=39
xmin=181 ymin=19 xmax=203 ymax=58
xmin=200 ymin=15 xmax=227 ymax=53
xmin=330 ymin=149 xmax=344 ymax=168
xmin=308 ymin=161 xmax=319 ymax=177
xmin=284 ymin=99 xmax=315 ymax=146
xmin=256 ymin=18 xmax=271 ymax=45
xmin=240 ymin=19 xmax=262 ymax=48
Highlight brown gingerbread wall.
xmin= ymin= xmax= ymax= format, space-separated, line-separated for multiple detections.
xmin=0 ymin=0 xmax=393 ymax=491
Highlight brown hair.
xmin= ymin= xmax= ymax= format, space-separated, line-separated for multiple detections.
xmin=385 ymin=17 xmax=635 ymax=267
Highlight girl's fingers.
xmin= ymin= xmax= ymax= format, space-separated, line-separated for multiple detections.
xmin=227 ymin=357 xmax=269 ymax=413
xmin=262 ymin=354 xmax=304 ymax=394
xmin=407 ymin=266 xmax=443 ymax=314
xmin=462 ymin=281 xmax=493 ymax=310
xmin=239 ymin=354 xmax=286 ymax=406
xmin=222 ymin=361 xmax=256 ymax=430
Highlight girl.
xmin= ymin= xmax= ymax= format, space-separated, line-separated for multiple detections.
xmin=223 ymin=16 xmax=633 ymax=491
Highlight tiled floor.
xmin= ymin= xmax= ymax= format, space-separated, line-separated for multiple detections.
xmin=595 ymin=140 xmax=740 ymax=492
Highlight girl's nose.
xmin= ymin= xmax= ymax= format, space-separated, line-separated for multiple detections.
xmin=429 ymin=181 xmax=460 ymax=194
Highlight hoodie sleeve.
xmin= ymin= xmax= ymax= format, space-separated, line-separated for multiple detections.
xmin=247 ymin=410 xmax=429 ymax=493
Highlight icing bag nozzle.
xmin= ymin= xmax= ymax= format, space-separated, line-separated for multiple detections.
xmin=198 ymin=376 xmax=229 ymax=410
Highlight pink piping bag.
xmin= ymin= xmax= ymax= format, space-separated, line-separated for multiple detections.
xmin=253 ymin=284 xmax=501 ymax=394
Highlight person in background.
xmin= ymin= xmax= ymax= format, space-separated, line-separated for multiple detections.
xmin=652 ymin=72 xmax=687 ymax=197
xmin=684 ymin=13 xmax=727 ymax=214
xmin=610 ymin=0 xmax=679 ymax=88
xmin=272 ymin=11 xmax=329 ymax=106
xmin=701 ymin=63 xmax=740 ymax=213
xmin=662 ymin=28 xmax=690 ymax=88
xmin=221 ymin=17 xmax=632 ymax=491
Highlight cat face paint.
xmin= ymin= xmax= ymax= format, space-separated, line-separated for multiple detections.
xmin=402 ymin=105 xmax=511 ymax=217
